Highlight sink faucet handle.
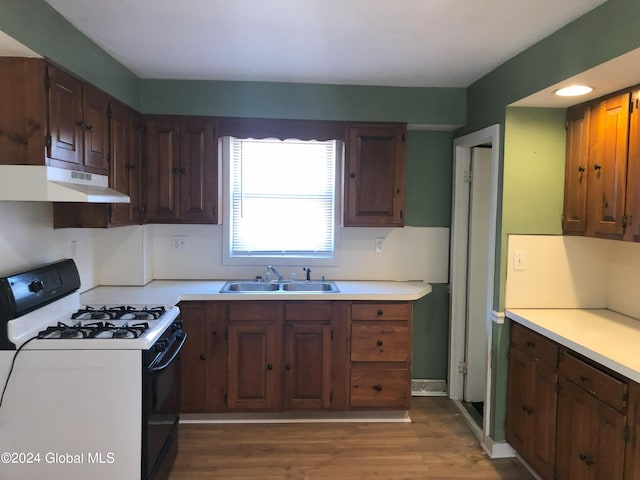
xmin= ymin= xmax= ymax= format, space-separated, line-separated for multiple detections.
xmin=302 ymin=267 xmax=311 ymax=281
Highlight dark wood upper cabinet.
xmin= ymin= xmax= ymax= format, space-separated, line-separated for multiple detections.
xmin=345 ymin=123 xmax=406 ymax=227
xmin=48 ymin=66 xmax=109 ymax=174
xmin=625 ymin=88 xmax=640 ymax=242
xmin=53 ymin=101 xmax=143 ymax=228
xmin=585 ymin=92 xmax=631 ymax=238
xmin=145 ymin=116 xmax=220 ymax=224
xmin=563 ymin=103 xmax=590 ymax=234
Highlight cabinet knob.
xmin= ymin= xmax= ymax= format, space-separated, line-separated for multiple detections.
xmin=286 ymin=363 xmax=292 ymax=370
xmin=594 ymin=163 xmax=602 ymax=171
xmin=376 ymin=340 xmax=383 ymax=346
xmin=579 ymin=374 xmax=589 ymax=383
xmin=200 ymin=354 xmax=207 ymax=360
xmin=84 ymin=124 xmax=93 ymax=131
xmin=526 ymin=341 xmax=535 ymax=348
xmin=372 ymin=384 xmax=383 ymax=392
xmin=578 ymin=165 xmax=585 ymax=172
xmin=267 ymin=363 xmax=273 ymax=370
xmin=75 ymin=120 xmax=84 ymax=127
xmin=172 ymin=167 xmax=180 ymax=174
xmin=377 ymin=309 xmax=383 ymax=316
xmin=350 ymin=172 xmax=356 ymax=178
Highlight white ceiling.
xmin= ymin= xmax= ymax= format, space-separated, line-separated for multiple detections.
xmin=39 ymin=0 xmax=607 ymax=88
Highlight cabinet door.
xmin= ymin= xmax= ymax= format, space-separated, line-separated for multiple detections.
xmin=284 ymin=323 xmax=331 ymax=410
xmin=108 ymin=102 xmax=131 ymax=226
xmin=625 ymin=89 xmax=640 ymax=242
xmin=179 ymin=118 xmax=219 ymax=223
xmin=345 ymin=124 xmax=406 ymax=226
xmin=556 ymin=379 xmax=593 ymax=480
xmin=47 ymin=66 xmax=84 ymax=167
xmin=506 ymin=347 xmax=530 ymax=456
xmin=0 ymin=58 xmax=47 ymax=166
xmin=146 ymin=118 xmax=181 ymax=222
xmin=589 ymin=399 xmax=626 ymax=480
xmin=586 ymin=92 xmax=631 ymax=238
xmin=179 ymin=302 xmax=227 ymax=413
xmin=563 ymin=103 xmax=590 ymax=234
xmin=625 ymin=382 xmax=640 ymax=480
xmin=82 ymin=86 xmax=109 ymax=173
xmin=128 ymin=112 xmax=144 ymax=224
xmin=227 ymin=323 xmax=279 ymax=410
xmin=529 ymin=362 xmax=558 ymax=480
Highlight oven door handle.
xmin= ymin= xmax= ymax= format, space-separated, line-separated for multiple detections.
xmin=149 ymin=331 xmax=187 ymax=372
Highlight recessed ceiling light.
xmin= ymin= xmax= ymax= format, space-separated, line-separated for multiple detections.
xmin=554 ymin=85 xmax=594 ymax=97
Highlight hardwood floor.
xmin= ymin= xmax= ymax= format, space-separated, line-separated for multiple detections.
xmin=168 ymin=397 xmax=533 ymax=479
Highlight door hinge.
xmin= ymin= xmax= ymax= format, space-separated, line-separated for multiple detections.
xmin=622 ymin=215 xmax=628 ymax=227
xmin=624 ymin=426 xmax=630 ymax=442
xmin=330 ymin=329 xmax=334 ymax=341
xmin=44 ymin=73 xmax=51 ymax=90
xmin=458 ymin=361 xmax=467 ymax=375
xmin=464 ymin=170 xmax=473 ymax=184
xmin=224 ymin=392 xmax=227 ymax=404
xmin=45 ymin=134 xmax=52 ymax=150
xmin=107 ymin=107 xmax=112 ymax=120
xmin=330 ymin=392 xmax=334 ymax=404
xmin=630 ymin=99 xmax=634 ymax=114
xmin=107 ymin=152 xmax=111 ymax=164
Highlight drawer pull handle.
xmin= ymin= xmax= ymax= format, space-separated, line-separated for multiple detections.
xmin=579 ymin=374 xmax=589 ymax=382
xmin=526 ymin=341 xmax=535 ymax=348
xmin=200 ymin=354 xmax=207 ymax=360
xmin=377 ymin=309 xmax=383 ymax=316
xmin=372 ymin=384 xmax=383 ymax=392
xmin=267 ymin=363 xmax=273 ymax=370
xmin=376 ymin=340 xmax=383 ymax=346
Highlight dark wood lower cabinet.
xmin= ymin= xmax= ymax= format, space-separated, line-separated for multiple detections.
xmin=506 ymin=321 xmax=638 ymax=480
xmin=179 ymin=300 xmax=410 ymax=414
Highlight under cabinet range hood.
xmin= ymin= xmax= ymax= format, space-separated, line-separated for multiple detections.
xmin=0 ymin=165 xmax=130 ymax=203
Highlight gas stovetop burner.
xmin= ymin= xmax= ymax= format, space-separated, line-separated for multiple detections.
xmin=37 ymin=320 xmax=151 ymax=340
xmin=71 ymin=305 xmax=167 ymax=321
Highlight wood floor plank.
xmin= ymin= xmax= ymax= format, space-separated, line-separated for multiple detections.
xmin=168 ymin=397 xmax=533 ymax=479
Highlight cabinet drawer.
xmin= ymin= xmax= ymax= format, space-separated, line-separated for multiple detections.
xmin=351 ymin=323 xmax=409 ymax=362
xmin=350 ymin=368 xmax=410 ymax=409
xmin=559 ymin=351 xmax=627 ymax=411
xmin=228 ymin=302 xmax=278 ymax=322
xmin=285 ymin=302 xmax=332 ymax=321
xmin=351 ymin=303 xmax=411 ymax=321
xmin=510 ymin=322 xmax=559 ymax=369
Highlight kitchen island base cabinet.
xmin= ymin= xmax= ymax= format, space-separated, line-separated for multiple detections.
xmin=626 ymin=382 xmax=640 ymax=480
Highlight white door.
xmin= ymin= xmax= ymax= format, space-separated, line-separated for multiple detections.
xmin=463 ymin=147 xmax=492 ymax=402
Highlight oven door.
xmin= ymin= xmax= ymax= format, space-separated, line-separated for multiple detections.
xmin=142 ymin=325 xmax=186 ymax=480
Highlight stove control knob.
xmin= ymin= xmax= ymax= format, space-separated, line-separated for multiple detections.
xmin=28 ymin=280 xmax=44 ymax=293
xmin=171 ymin=320 xmax=183 ymax=331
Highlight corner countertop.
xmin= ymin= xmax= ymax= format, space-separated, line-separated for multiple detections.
xmin=79 ymin=280 xmax=432 ymax=306
xmin=506 ymin=308 xmax=640 ymax=384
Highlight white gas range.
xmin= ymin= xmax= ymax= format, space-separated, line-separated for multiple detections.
xmin=0 ymin=259 xmax=185 ymax=480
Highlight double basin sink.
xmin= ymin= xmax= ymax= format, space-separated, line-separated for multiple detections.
xmin=220 ymin=280 xmax=339 ymax=293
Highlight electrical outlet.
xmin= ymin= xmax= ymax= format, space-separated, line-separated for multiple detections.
xmin=171 ymin=235 xmax=186 ymax=250
xmin=513 ymin=250 xmax=525 ymax=271
xmin=375 ymin=237 xmax=384 ymax=253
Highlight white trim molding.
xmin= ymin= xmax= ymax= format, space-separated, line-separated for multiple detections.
xmin=491 ymin=310 xmax=505 ymax=324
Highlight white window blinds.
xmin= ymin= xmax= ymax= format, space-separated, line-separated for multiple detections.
xmin=229 ymin=137 xmax=337 ymax=258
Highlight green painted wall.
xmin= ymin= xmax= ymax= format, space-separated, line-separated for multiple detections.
xmin=412 ymin=283 xmax=449 ymax=379
xmin=0 ymin=0 xmax=141 ymax=109
xmin=461 ymin=0 xmax=640 ymax=442
xmin=405 ymin=130 xmax=453 ymax=227
xmin=141 ymin=79 xmax=465 ymax=125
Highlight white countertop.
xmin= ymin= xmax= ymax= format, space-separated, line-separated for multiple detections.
xmin=506 ymin=308 xmax=640 ymax=384
xmin=79 ymin=280 xmax=432 ymax=305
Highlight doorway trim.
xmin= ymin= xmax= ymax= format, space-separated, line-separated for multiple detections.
xmin=449 ymin=124 xmax=500 ymax=450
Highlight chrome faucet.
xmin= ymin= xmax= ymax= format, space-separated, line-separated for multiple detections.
xmin=303 ymin=267 xmax=311 ymax=281
xmin=267 ymin=265 xmax=284 ymax=282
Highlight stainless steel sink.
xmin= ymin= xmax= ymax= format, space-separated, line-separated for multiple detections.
xmin=220 ymin=281 xmax=280 ymax=292
xmin=219 ymin=280 xmax=339 ymax=293
xmin=281 ymin=282 xmax=338 ymax=292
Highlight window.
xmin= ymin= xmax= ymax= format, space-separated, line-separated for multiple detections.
xmin=223 ymin=137 xmax=341 ymax=264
